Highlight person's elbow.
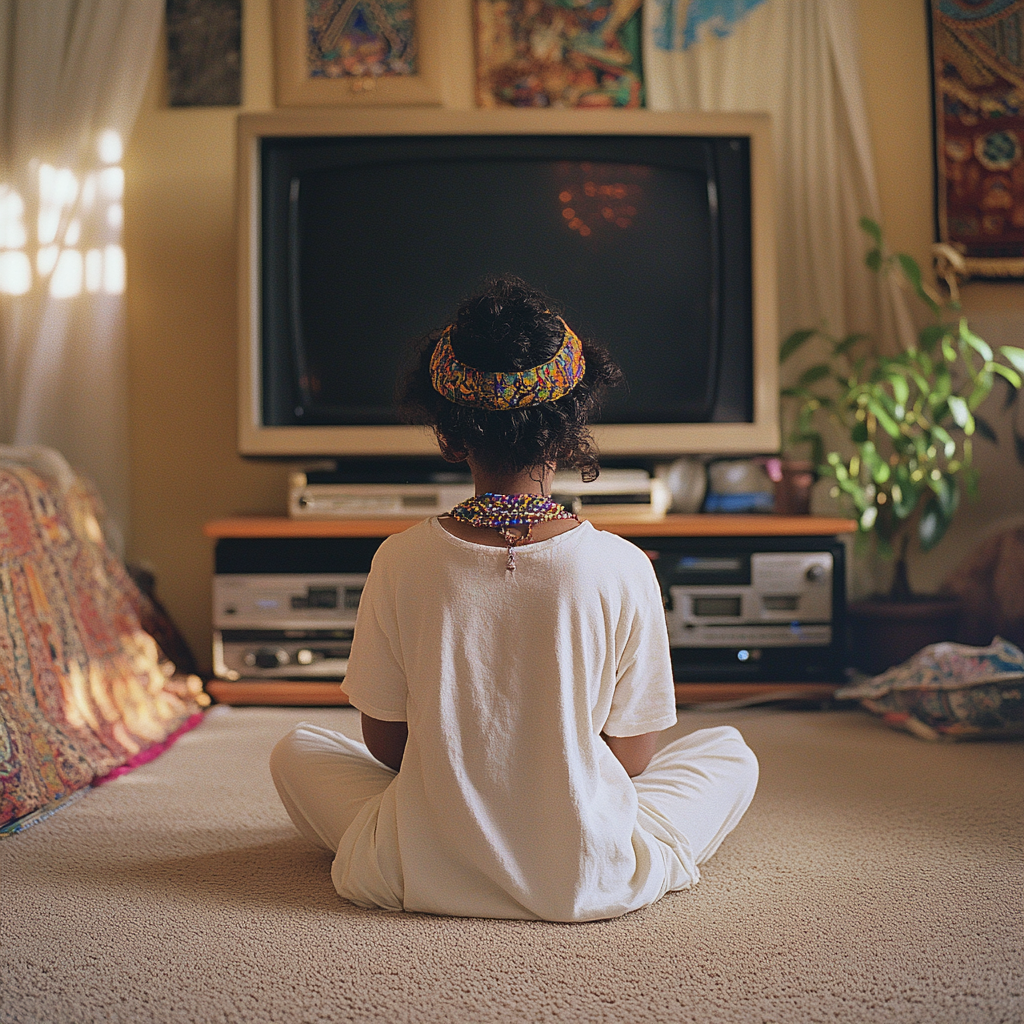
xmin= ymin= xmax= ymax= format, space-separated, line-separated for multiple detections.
xmin=361 ymin=714 xmax=408 ymax=772
xmin=602 ymin=730 xmax=660 ymax=777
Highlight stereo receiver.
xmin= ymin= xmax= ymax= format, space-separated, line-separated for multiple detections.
xmin=212 ymin=532 xmax=846 ymax=684
xmin=211 ymin=536 xmax=379 ymax=681
xmin=213 ymin=573 xmax=367 ymax=680
xmin=636 ymin=534 xmax=847 ymax=682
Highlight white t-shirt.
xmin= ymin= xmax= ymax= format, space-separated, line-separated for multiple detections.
xmin=335 ymin=517 xmax=679 ymax=921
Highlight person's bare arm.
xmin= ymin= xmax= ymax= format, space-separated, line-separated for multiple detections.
xmin=361 ymin=714 xmax=408 ymax=772
xmin=602 ymin=731 xmax=660 ymax=778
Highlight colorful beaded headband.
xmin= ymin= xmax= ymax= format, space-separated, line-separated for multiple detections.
xmin=429 ymin=318 xmax=586 ymax=411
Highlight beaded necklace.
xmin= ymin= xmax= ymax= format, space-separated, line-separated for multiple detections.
xmin=448 ymin=493 xmax=578 ymax=572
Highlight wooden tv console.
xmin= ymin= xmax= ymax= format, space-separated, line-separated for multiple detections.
xmin=204 ymin=515 xmax=855 ymax=707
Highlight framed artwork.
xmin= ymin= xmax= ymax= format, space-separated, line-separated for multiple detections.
xmin=928 ymin=0 xmax=1024 ymax=279
xmin=475 ymin=0 xmax=644 ymax=108
xmin=166 ymin=0 xmax=242 ymax=107
xmin=272 ymin=0 xmax=442 ymax=106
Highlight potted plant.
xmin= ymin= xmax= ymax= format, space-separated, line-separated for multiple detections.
xmin=780 ymin=218 xmax=1024 ymax=672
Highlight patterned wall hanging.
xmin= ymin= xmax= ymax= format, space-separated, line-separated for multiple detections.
xmin=475 ymin=0 xmax=644 ymax=108
xmin=928 ymin=0 xmax=1024 ymax=279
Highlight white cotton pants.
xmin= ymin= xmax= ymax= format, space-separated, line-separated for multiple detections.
xmin=270 ymin=723 xmax=758 ymax=872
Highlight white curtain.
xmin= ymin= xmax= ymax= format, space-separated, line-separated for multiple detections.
xmin=643 ymin=0 xmax=909 ymax=352
xmin=0 ymin=0 xmax=163 ymax=550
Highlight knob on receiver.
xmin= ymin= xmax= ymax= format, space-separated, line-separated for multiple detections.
xmin=245 ymin=647 xmax=289 ymax=669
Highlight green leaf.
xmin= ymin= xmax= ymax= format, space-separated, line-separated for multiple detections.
xmin=919 ymin=324 xmax=949 ymax=353
xmin=959 ymin=319 xmax=993 ymax=361
xmin=947 ymin=395 xmax=971 ymax=431
xmin=968 ymin=372 xmax=994 ymax=412
xmin=888 ymin=374 xmax=910 ymax=407
xmin=897 ymin=253 xmax=941 ymax=314
xmin=992 ymin=363 xmax=1022 ymax=389
xmin=857 ymin=505 xmax=876 ymax=531
xmin=892 ymin=466 xmax=919 ymax=520
xmin=1000 ymin=346 xmax=1024 ymax=375
xmin=929 ymin=472 xmax=959 ymax=518
xmin=860 ymin=217 xmax=883 ymax=244
xmin=797 ymin=364 xmax=831 ymax=387
xmin=919 ymin=495 xmax=952 ymax=552
xmin=867 ymin=399 xmax=900 ymax=438
xmin=931 ymin=367 xmax=952 ymax=405
xmin=865 ymin=248 xmax=883 ymax=272
xmin=834 ymin=332 xmax=869 ymax=356
xmin=863 ymin=444 xmax=891 ymax=484
xmin=909 ymin=369 xmax=930 ymax=394
xmin=964 ymin=464 xmax=980 ymax=500
xmin=851 ymin=420 xmax=869 ymax=443
xmin=931 ymin=424 xmax=957 ymax=457
xmin=869 ymin=385 xmax=898 ymax=416
xmin=780 ymin=329 xmax=816 ymax=362
xmin=897 ymin=252 xmax=923 ymax=290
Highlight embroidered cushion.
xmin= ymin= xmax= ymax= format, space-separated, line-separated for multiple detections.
xmin=0 ymin=453 xmax=206 ymax=828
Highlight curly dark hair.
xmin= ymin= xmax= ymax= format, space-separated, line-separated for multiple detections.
xmin=397 ymin=276 xmax=624 ymax=482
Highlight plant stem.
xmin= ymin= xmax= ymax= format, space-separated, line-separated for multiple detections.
xmin=889 ymin=533 xmax=914 ymax=601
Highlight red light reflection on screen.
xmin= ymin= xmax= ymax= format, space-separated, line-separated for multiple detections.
xmin=555 ymin=164 xmax=646 ymax=239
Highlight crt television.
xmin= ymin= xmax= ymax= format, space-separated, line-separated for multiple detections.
xmin=237 ymin=109 xmax=778 ymax=460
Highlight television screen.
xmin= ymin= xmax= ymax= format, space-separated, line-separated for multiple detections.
xmin=261 ymin=134 xmax=752 ymax=428
xmin=239 ymin=110 xmax=778 ymax=459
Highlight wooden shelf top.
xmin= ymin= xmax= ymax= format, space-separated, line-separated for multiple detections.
xmin=204 ymin=678 xmax=838 ymax=707
xmin=204 ymin=514 xmax=856 ymax=539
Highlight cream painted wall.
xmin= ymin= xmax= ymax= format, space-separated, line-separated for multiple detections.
xmin=125 ymin=0 xmax=283 ymax=672
xmin=124 ymin=0 xmax=1024 ymax=672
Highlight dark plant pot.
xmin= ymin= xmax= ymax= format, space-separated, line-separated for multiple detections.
xmin=847 ymin=597 xmax=963 ymax=676
xmin=773 ymin=460 xmax=816 ymax=516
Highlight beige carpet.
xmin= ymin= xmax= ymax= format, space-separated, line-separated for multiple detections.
xmin=2 ymin=704 xmax=1021 ymax=1024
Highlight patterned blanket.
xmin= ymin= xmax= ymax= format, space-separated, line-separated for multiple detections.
xmin=0 ymin=449 xmax=206 ymax=830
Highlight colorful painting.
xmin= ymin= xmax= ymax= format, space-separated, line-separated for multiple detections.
xmin=304 ymin=0 xmax=416 ymax=78
xmin=928 ymin=0 xmax=1024 ymax=279
xmin=475 ymin=0 xmax=643 ymax=108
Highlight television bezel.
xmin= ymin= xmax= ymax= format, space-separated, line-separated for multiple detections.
xmin=237 ymin=108 xmax=779 ymax=459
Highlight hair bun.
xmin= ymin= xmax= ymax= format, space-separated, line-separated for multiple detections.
xmin=451 ymin=277 xmax=562 ymax=373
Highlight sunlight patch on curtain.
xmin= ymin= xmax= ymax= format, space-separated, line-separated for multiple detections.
xmin=652 ymin=0 xmax=769 ymax=52
xmin=0 ymin=130 xmax=125 ymax=299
